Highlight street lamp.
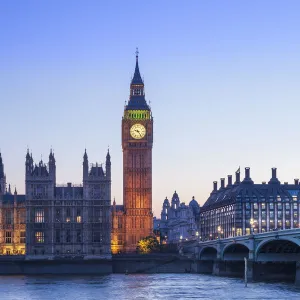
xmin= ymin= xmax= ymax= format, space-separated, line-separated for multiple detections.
xmin=217 ymin=226 xmax=222 ymax=239
xmin=232 ymin=227 xmax=235 ymax=237
xmin=196 ymin=231 xmax=199 ymax=241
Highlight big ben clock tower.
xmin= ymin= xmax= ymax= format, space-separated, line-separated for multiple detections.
xmin=122 ymin=50 xmax=153 ymax=252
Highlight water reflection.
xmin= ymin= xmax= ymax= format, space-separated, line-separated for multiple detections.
xmin=0 ymin=274 xmax=299 ymax=300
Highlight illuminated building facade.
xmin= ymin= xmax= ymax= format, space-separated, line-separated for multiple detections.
xmin=112 ymin=51 xmax=153 ymax=253
xmin=0 ymin=153 xmax=26 ymax=255
xmin=159 ymin=192 xmax=200 ymax=244
xmin=111 ymin=199 xmax=125 ymax=254
xmin=25 ymin=149 xmax=111 ymax=259
xmin=200 ymin=167 xmax=300 ymax=240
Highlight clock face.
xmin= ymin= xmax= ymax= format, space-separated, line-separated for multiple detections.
xmin=130 ymin=123 xmax=146 ymax=139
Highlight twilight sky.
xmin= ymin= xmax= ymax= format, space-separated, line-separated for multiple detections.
xmin=1 ymin=1 xmax=300 ymax=217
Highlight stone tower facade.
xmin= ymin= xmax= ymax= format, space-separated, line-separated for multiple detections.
xmin=26 ymin=149 xmax=111 ymax=259
xmin=113 ymin=52 xmax=153 ymax=252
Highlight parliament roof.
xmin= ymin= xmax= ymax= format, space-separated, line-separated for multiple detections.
xmin=2 ymin=194 xmax=25 ymax=204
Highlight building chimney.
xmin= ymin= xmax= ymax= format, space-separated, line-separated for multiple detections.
xmin=235 ymin=171 xmax=240 ymax=184
xmin=272 ymin=168 xmax=277 ymax=179
xmin=245 ymin=167 xmax=250 ymax=179
xmin=227 ymin=175 xmax=232 ymax=186
xmin=221 ymin=178 xmax=225 ymax=189
xmin=295 ymin=179 xmax=299 ymax=185
xmin=213 ymin=181 xmax=218 ymax=192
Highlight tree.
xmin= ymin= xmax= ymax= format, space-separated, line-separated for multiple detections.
xmin=136 ymin=236 xmax=160 ymax=254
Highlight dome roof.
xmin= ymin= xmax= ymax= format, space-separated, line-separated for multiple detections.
xmin=189 ymin=196 xmax=200 ymax=216
xmin=189 ymin=196 xmax=199 ymax=207
xmin=172 ymin=190 xmax=179 ymax=200
xmin=163 ymin=197 xmax=170 ymax=205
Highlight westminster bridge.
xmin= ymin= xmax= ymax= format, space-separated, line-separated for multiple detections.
xmin=181 ymin=228 xmax=300 ymax=284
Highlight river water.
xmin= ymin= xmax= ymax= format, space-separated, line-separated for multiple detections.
xmin=0 ymin=274 xmax=299 ymax=300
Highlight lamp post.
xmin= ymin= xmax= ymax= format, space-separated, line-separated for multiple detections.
xmin=232 ymin=227 xmax=235 ymax=237
xmin=217 ymin=226 xmax=222 ymax=239
xmin=196 ymin=231 xmax=199 ymax=242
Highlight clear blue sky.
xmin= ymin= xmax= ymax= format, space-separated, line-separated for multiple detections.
xmin=1 ymin=1 xmax=300 ymax=216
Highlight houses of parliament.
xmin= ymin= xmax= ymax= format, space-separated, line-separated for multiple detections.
xmin=0 ymin=52 xmax=153 ymax=257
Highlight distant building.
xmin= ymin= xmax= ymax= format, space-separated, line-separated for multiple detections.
xmin=159 ymin=191 xmax=200 ymax=244
xmin=0 ymin=153 xmax=26 ymax=255
xmin=25 ymin=149 xmax=111 ymax=259
xmin=200 ymin=167 xmax=300 ymax=240
xmin=153 ymin=216 xmax=161 ymax=231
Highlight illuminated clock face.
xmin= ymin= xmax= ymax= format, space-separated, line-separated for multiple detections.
xmin=130 ymin=123 xmax=146 ymax=139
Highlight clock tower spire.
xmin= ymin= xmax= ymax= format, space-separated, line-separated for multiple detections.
xmin=120 ymin=50 xmax=153 ymax=252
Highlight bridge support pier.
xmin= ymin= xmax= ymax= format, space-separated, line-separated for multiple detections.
xmin=246 ymin=260 xmax=254 ymax=282
xmin=212 ymin=260 xmax=221 ymax=276
xmin=197 ymin=260 xmax=214 ymax=274
xmin=295 ymin=262 xmax=300 ymax=286
xmin=211 ymin=260 xmax=254 ymax=280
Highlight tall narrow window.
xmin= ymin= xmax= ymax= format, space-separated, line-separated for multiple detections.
xmin=5 ymin=231 xmax=12 ymax=244
xmin=93 ymin=231 xmax=100 ymax=243
xmin=94 ymin=209 xmax=102 ymax=223
xmin=76 ymin=209 xmax=81 ymax=223
xmin=5 ymin=210 xmax=12 ymax=224
xmin=56 ymin=229 xmax=60 ymax=243
xmin=20 ymin=210 xmax=26 ymax=224
xmin=66 ymin=230 xmax=71 ymax=243
xmin=20 ymin=231 xmax=26 ymax=243
xmin=35 ymin=209 xmax=44 ymax=223
xmin=66 ymin=208 xmax=71 ymax=223
xmin=56 ymin=209 xmax=61 ymax=222
xmin=35 ymin=231 xmax=44 ymax=243
xmin=77 ymin=230 xmax=81 ymax=243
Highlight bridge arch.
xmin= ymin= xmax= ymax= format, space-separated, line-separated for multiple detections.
xmin=222 ymin=242 xmax=250 ymax=261
xmin=199 ymin=246 xmax=217 ymax=260
xmin=255 ymin=237 xmax=300 ymax=262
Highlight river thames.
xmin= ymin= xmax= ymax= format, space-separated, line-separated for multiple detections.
xmin=0 ymin=274 xmax=299 ymax=300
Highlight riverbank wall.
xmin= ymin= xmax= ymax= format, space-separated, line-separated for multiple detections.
xmin=112 ymin=254 xmax=196 ymax=274
xmin=0 ymin=254 xmax=195 ymax=275
xmin=0 ymin=257 xmax=112 ymax=275
xmin=0 ymin=255 xmax=298 ymax=285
